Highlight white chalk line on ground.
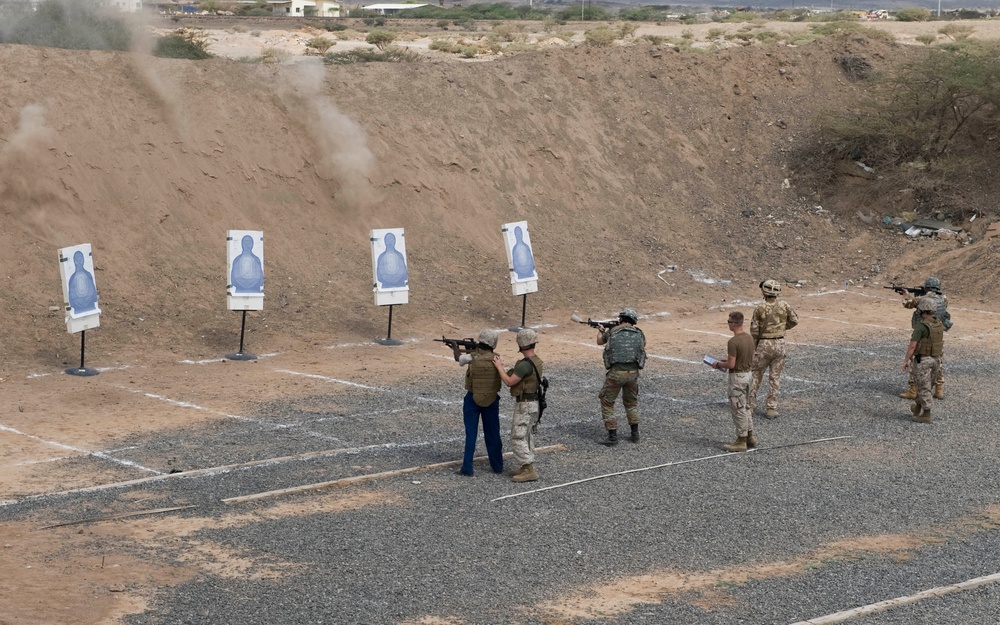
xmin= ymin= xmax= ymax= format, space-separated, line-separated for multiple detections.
xmin=274 ymin=369 xmax=384 ymax=391
xmin=808 ymin=316 xmax=904 ymax=331
xmin=114 ymin=385 xmax=283 ymax=427
xmin=491 ymin=436 xmax=853 ymax=502
xmin=0 ymin=423 xmax=160 ymax=475
xmin=788 ymin=571 xmax=1000 ymax=625
xmin=0 ymin=435 xmax=473 ymax=508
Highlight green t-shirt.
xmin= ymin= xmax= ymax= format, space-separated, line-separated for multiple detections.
xmin=910 ymin=322 xmax=930 ymax=342
xmin=513 ymin=359 xmax=535 ymax=380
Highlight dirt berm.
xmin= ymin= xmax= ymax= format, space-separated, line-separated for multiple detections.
xmin=1 ymin=34 xmax=997 ymax=369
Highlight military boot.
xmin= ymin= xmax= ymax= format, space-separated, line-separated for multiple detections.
xmin=765 ymin=408 xmax=779 ymax=419
xmin=512 ymin=463 xmax=538 ymax=482
xmin=723 ymin=436 xmax=748 ymax=452
xmin=899 ymin=384 xmax=917 ymax=400
xmin=910 ymin=402 xmax=921 ymax=418
xmin=912 ymin=409 xmax=932 ymax=424
xmin=630 ymin=424 xmax=640 ymax=443
xmin=934 ymin=382 xmax=944 ymax=400
xmin=746 ymin=430 xmax=758 ymax=449
xmin=511 ymin=465 xmax=526 ymax=478
xmin=602 ymin=429 xmax=619 ymax=446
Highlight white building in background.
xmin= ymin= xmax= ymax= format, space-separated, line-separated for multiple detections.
xmin=361 ymin=3 xmax=428 ymax=16
xmin=101 ymin=0 xmax=144 ymax=12
xmin=268 ymin=0 xmax=340 ymax=17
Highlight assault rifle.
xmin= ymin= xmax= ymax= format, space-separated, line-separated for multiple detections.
xmin=570 ymin=314 xmax=621 ymax=330
xmin=884 ymin=284 xmax=930 ymax=296
xmin=434 ymin=336 xmax=480 ymax=353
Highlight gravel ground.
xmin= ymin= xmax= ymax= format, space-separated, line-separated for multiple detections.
xmin=3 ymin=338 xmax=998 ymax=624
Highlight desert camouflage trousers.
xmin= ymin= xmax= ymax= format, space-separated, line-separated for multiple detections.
xmin=599 ymin=369 xmax=639 ymax=430
xmin=913 ymin=356 xmax=940 ymax=412
xmin=908 ymin=355 xmax=944 ymax=388
xmin=729 ymin=371 xmax=753 ymax=437
xmin=510 ymin=400 xmax=539 ymax=467
xmin=751 ymin=338 xmax=786 ymax=412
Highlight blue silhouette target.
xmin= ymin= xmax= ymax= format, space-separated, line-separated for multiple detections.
xmin=376 ymin=232 xmax=408 ymax=288
xmin=227 ymin=230 xmax=264 ymax=311
xmin=371 ymin=227 xmax=409 ymax=306
xmin=58 ymin=243 xmax=102 ymax=333
xmin=68 ymin=251 xmax=99 ymax=314
xmin=231 ymin=235 xmax=264 ymax=294
xmin=501 ymin=221 xmax=538 ymax=295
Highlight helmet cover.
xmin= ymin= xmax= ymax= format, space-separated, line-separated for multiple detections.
xmin=477 ymin=329 xmax=499 ymax=349
xmin=761 ymin=279 xmax=781 ymax=297
xmin=917 ymin=297 xmax=937 ymax=312
xmin=516 ymin=328 xmax=538 ymax=349
xmin=619 ymin=308 xmax=639 ymax=324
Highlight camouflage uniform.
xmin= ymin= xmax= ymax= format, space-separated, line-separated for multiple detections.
xmin=508 ymin=355 xmax=543 ymax=468
xmin=903 ymin=291 xmax=950 ymax=391
xmin=750 ymin=298 xmax=798 ymax=414
xmin=598 ymin=324 xmax=646 ymax=430
xmin=910 ymin=313 xmax=944 ymax=419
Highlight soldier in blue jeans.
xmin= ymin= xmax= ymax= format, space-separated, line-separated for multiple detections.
xmin=453 ymin=329 xmax=504 ymax=476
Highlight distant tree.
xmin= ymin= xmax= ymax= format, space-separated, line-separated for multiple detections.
xmin=0 ymin=0 xmax=130 ymax=50
xmin=154 ymin=30 xmax=213 ymax=59
xmin=938 ymin=23 xmax=974 ymax=41
xmin=366 ymin=29 xmax=396 ymax=50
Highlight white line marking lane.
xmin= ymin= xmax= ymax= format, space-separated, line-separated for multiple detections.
xmin=0 ymin=423 xmax=161 ymax=475
xmin=788 ymin=571 xmax=1000 ymax=625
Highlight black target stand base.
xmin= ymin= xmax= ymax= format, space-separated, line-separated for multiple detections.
xmin=226 ymin=310 xmax=257 ymax=361
xmin=65 ymin=329 xmax=100 ymax=376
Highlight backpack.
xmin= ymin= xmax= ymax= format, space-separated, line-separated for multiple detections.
xmin=526 ymin=358 xmax=549 ymax=422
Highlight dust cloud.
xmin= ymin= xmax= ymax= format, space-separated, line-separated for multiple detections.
xmin=283 ymin=61 xmax=377 ymax=212
xmin=0 ymin=104 xmax=71 ymax=240
xmin=127 ymin=26 xmax=190 ymax=141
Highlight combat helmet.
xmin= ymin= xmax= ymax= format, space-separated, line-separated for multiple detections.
xmin=923 ymin=276 xmax=942 ymax=293
xmin=477 ymin=329 xmax=499 ymax=349
xmin=618 ymin=308 xmax=639 ymax=324
xmin=516 ymin=328 xmax=538 ymax=350
xmin=917 ymin=297 xmax=937 ymax=313
xmin=760 ymin=279 xmax=781 ymax=297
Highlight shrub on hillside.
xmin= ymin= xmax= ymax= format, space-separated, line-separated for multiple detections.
xmin=938 ymin=23 xmax=974 ymax=41
xmin=617 ymin=22 xmax=639 ymax=39
xmin=154 ymin=30 xmax=212 ymax=59
xmin=584 ymin=26 xmax=616 ymax=47
xmin=0 ymin=0 xmax=130 ymax=50
xmin=429 ymin=39 xmax=455 ymax=52
xmin=366 ymin=29 xmax=396 ymax=50
xmin=804 ymin=40 xmax=1000 ymax=195
xmin=306 ymin=36 xmax=336 ymax=53
xmin=810 ymin=21 xmax=896 ymax=43
xmin=324 ymin=47 xmax=420 ymax=64
xmin=895 ymin=7 xmax=932 ymax=22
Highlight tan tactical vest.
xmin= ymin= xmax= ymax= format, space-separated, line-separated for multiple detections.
xmin=510 ymin=356 xmax=543 ymax=398
xmin=916 ymin=316 xmax=944 ymax=358
xmin=465 ymin=348 xmax=501 ymax=407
